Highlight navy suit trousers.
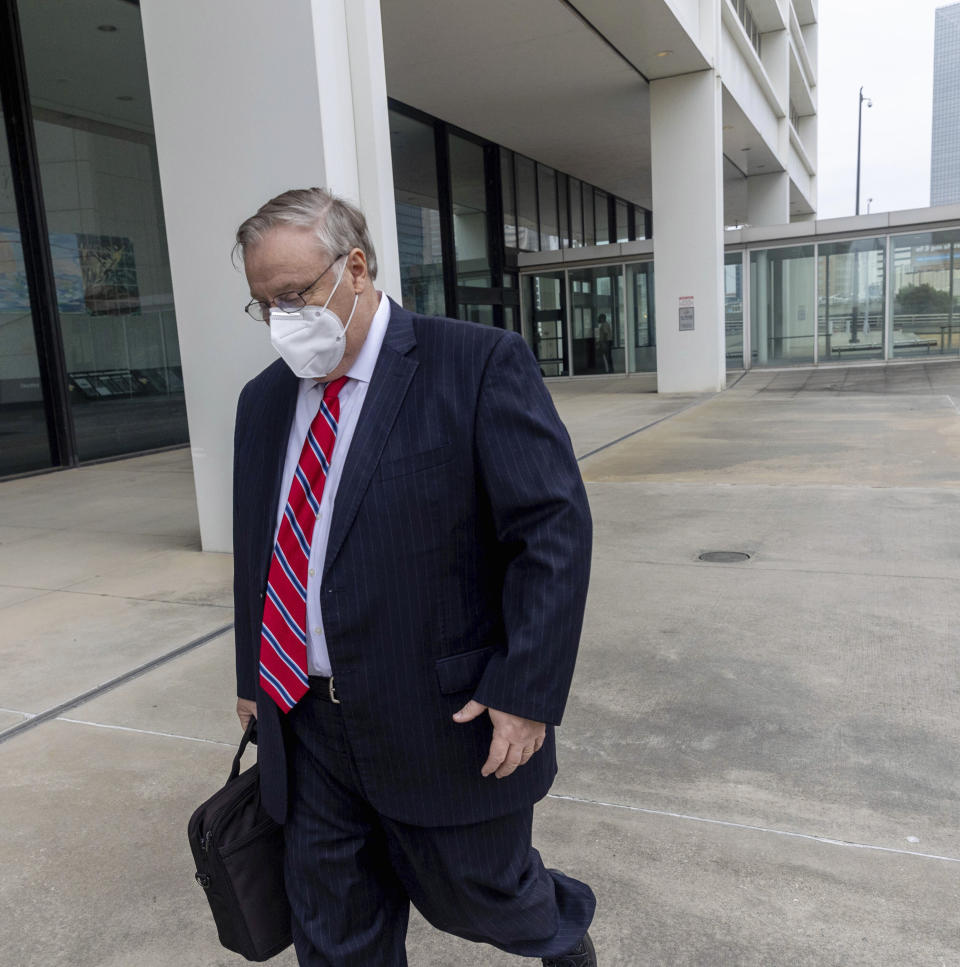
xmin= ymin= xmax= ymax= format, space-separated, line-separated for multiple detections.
xmin=283 ymin=692 xmax=596 ymax=965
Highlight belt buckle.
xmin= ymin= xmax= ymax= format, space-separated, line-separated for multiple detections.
xmin=328 ymin=676 xmax=340 ymax=704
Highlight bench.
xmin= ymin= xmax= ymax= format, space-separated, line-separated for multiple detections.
xmin=831 ymin=339 xmax=937 ymax=357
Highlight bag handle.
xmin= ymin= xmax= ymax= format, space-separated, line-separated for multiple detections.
xmin=229 ymin=717 xmax=257 ymax=782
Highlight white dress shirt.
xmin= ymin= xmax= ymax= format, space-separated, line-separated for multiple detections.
xmin=272 ymin=292 xmax=391 ymax=676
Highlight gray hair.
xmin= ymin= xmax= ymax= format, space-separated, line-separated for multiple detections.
xmin=233 ymin=187 xmax=378 ymax=280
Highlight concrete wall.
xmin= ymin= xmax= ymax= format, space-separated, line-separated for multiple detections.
xmin=650 ymin=69 xmax=726 ymax=393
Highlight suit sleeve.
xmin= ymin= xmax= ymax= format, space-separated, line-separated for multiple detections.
xmin=233 ymin=384 xmax=258 ymax=701
xmin=469 ymin=331 xmax=592 ymax=725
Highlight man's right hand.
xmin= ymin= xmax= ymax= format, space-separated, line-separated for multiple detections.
xmin=236 ymin=697 xmax=257 ymax=730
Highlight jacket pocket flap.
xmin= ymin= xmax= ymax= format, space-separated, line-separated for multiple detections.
xmin=379 ymin=443 xmax=453 ymax=480
xmin=435 ymin=646 xmax=495 ymax=695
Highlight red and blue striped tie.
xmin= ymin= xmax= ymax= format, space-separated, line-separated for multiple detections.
xmin=259 ymin=376 xmax=348 ymax=712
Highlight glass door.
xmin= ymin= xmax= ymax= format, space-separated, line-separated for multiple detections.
xmin=521 ymin=271 xmax=568 ymax=376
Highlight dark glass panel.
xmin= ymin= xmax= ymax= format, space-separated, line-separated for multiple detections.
xmin=501 ymin=149 xmax=517 ymax=251
xmin=537 ymin=165 xmax=559 ymax=251
xmin=390 ymin=110 xmax=445 ymax=316
xmin=515 ymin=155 xmax=539 ymax=252
xmin=449 ymin=134 xmax=490 ymax=287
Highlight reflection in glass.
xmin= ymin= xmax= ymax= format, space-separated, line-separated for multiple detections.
xmin=818 ymin=238 xmax=885 ymax=362
xmin=557 ymin=173 xmax=569 ymax=249
xmin=626 ymin=262 xmax=656 ymax=372
xmin=391 ymin=111 xmax=445 ymax=316
xmin=615 ymin=199 xmax=629 ymax=243
xmin=724 ymin=252 xmax=744 ymax=366
xmin=501 ymin=149 xmax=517 ymax=251
xmin=522 ymin=272 xmax=567 ymax=376
xmin=20 ymin=0 xmax=187 ymax=460
xmin=594 ymin=190 xmax=610 ymax=245
xmin=569 ymin=265 xmax=624 ymax=375
xmin=583 ymin=189 xmax=595 ymax=247
xmin=891 ymin=230 xmax=960 ymax=357
xmin=516 ymin=155 xmax=539 ymax=252
xmin=449 ymin=135 xmax=490 ymax=287
xmin=750 ymin=245 xmax=815 ymax=365
xmin=459 ymin=304 xmax=494 ymax=327
xmin=0 ymin=110 xmax=53 ymax=473
xmin=569 ymin=178 xmax=583 ymax=247
xmin=537 ymin=165 xmax=559 ymax=251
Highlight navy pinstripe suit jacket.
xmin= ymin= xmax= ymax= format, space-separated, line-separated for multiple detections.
xmin=233 ymin=299 xmax=592 ymax=827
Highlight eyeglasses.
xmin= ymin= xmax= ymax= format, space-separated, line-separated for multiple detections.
xmin=244 ymin=253 xmax=345 ymax=322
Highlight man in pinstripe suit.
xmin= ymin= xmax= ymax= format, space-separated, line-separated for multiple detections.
xmin=232 ymin=188 xmax=597 ymax=966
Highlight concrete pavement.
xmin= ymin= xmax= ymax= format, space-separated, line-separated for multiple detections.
xmin=1 ymin=360 xmax=959 ymax=966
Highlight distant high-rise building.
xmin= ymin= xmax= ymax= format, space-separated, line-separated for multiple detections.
xmin=931 ymin=3 xmax=960 ymax=205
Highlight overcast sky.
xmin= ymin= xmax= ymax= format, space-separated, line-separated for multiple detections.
xmin=817 ymin=0 xmax=953 ymax=217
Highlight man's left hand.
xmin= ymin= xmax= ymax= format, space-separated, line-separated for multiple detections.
xmin=453 ymin=700 xmax=546 ymax=779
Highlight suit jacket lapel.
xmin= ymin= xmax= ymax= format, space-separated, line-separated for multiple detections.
xmin=323 ymin=300 xmax=417 ymax=577
xmin=254 ymin=360 xmax=300 ymax=593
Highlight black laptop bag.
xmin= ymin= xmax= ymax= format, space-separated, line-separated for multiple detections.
xmin=188 ymin=718 xmax=292 ymax=961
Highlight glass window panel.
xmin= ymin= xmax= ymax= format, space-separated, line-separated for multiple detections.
xmin=817 ymin=238 xmax=885 ymax=362
xmin=557 ymin=173 xmax=569 ymax=249
xmin=568 ymin=178 xmax=583 ymax=248
xmin=19 ymin=0 xmax=187 ymax=461
xmin=521 ymin=271 xmax=567 ymax=376
xmin=634 ymin=206 xmax=647 ymax=241
xmin=749 ymin=245 xmax=815 ymax=365
xmin=891 ymin=229 xmax=960 ymax=358
xmin=501 ymin=149 xmax=517 ymax=251
xmin=458 ymin=303 xmax=495 ymax=327
xmin=595 ymin=190 xmax=610 ymax=245
xmin=449 ymin=135 xmax=490 ymax=287
xmin=582 ymin=188 xmax=595 ymax=247
xmin=724 ymin=252 xmax=744 ymax=367
xmin=537 ymin=165 xmax=559 ymax=251
xmin=0 ymin=115 xmax=53 ymax=474
xmin=615 ymin=199 xmax=629 ymax=243
xmin=568 ymin=264 xmax=625 ymax=375
xmin=391 ymin=110 xmax=445 ymax=316
xmin=626 ymin=261 xmax=656 ymax=372
xmin=515 ymin=155 xmax=540 ymax=252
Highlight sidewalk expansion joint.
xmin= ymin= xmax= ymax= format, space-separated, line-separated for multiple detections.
xmin=575 ymin=370 xmax=748 ymax=463
xmin=55 ymin=717 xmax=236 ymax=747
xmin=0 ymin=623 xmax=234 ymax=746
xmin=547 ymin=793 xmax=960 ymax=865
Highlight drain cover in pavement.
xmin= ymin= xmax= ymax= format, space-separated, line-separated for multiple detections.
xmin=698 ymin=551 xmax=751 ymax=563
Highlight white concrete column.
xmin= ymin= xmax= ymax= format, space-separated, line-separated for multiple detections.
xmin=747 ymin=171 xmax=790 ymax=225
xmin=140 ymin=0 xmax=400 ymax=552
xmin=650 ymin=69 xmax=725 ymax=393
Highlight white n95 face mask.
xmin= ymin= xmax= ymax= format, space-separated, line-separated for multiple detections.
xmin=269 ymin=260 xmax=360 ymax=379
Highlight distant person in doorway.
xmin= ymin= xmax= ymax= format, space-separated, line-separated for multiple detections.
xmin=595 ymin=314 xmax=613 ymax=373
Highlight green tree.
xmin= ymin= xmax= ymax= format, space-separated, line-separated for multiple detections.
xmin=894 ymin=283 xmax=953 ymax=315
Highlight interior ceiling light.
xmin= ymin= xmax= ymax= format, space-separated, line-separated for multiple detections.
xmin=656 ymin=50 xmax=672 ymax=57
xmin=722 ymin=125 xmax=734 ymax=131
xmin=97 ymin=24 xmax=118 ymax=31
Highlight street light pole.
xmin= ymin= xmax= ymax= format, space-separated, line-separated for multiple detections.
xmin=855 ymin=87 xmax=872 ymax=215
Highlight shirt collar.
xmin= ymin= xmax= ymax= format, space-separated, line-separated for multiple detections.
xmin=345 ymin=290 xmax=390 ymax=385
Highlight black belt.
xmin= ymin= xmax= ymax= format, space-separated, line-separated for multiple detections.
xmin=308 ymin=675 xmax=341 ymax=704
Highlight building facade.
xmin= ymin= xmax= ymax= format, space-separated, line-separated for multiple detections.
xmin=932 ymin=2 xmax=960 ymax=206
xmin=1 ymin=0 xmax=820 ymax=550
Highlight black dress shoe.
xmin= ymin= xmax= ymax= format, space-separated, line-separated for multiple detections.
xmin=542 ymin=931 xmax=597 ymax=966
